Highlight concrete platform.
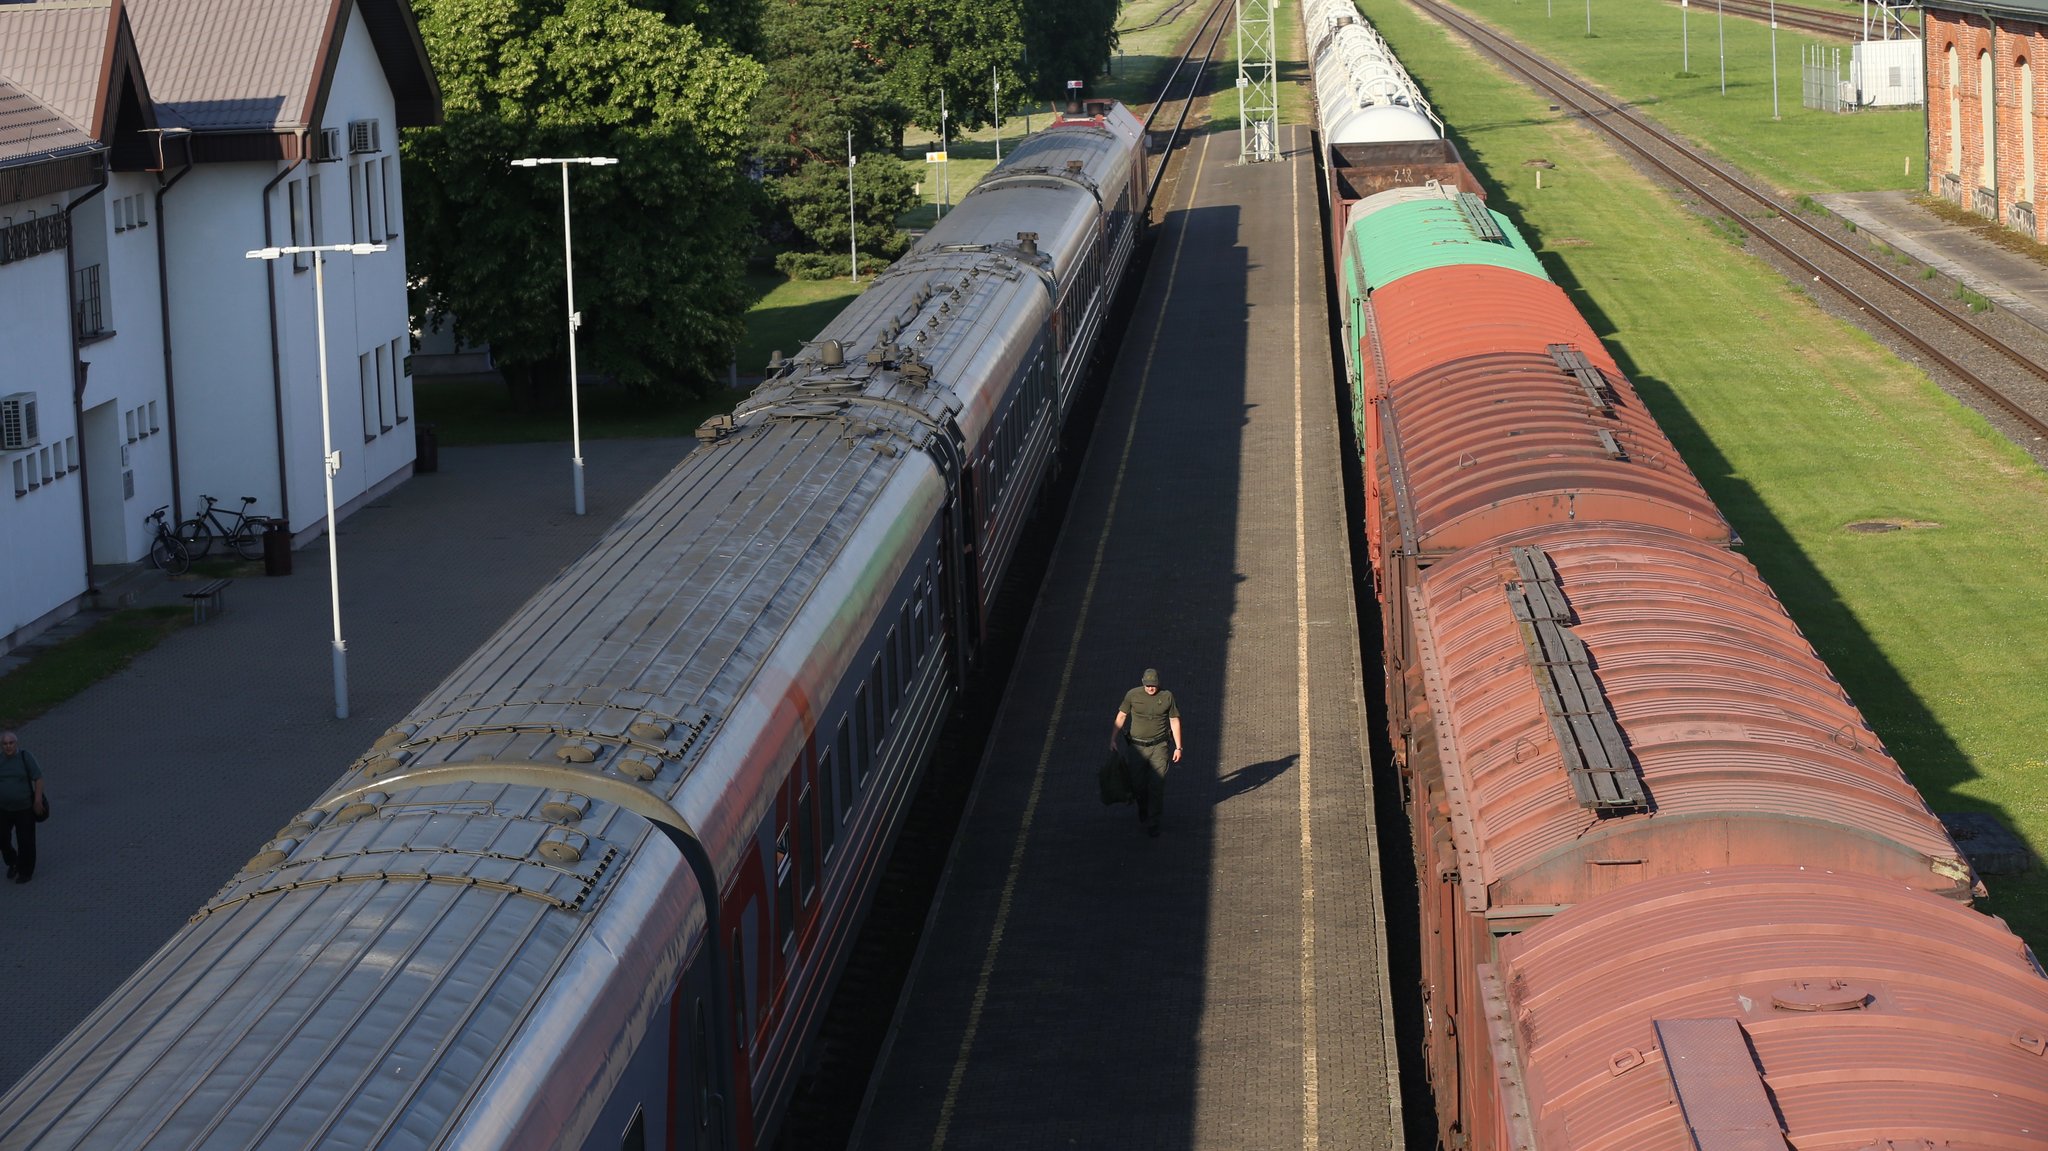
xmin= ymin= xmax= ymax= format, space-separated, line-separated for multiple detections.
xmin=0 ymin=437 xmax=692 ymax=1092
xmin=851 ymin=122 xmax=1403 ymax=1150
xmin=1818 ymin=190 xmax=2048 ymax=332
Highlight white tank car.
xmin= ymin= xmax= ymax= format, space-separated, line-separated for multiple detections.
xmin=1310 ymin=14 xmax=1443 ymax=145
xmin=0 ymin=102 xmax=1145 ymax=1151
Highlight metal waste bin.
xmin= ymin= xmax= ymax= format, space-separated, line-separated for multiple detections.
xmin=262 ymin=523 xmax=293 ymax=577
xmin=415 ymin=423 xmax=439 ymax=474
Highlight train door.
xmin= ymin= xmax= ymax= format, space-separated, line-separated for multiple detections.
xmin=668 ymin=944 xmax=728 ymax=1151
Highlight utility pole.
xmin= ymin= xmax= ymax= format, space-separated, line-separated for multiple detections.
xmin=993 ymin=66 xmax=1002 ymax=163
xmin=848 ymin=130 xmax=858 ymax=283
xmin=940 ymin=90 xmax=950 ymax=219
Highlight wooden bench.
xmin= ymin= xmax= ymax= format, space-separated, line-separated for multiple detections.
xmin=184 ymin=578 xmax=231 ymax=623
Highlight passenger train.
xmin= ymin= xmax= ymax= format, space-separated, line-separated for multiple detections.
xmin=0 ymin=100 xmax=1147 ymax=1151
xmin=1307 ymin=5 xmax=2048 ymax=1150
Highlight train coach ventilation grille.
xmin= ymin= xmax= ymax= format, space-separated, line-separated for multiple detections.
xmin=1506 ymin=546 xmax=1649 ymax=813
xmin=1457 ymin=192 xmax=1508 ymax=245
xmin=1548 ymin=344 xmax=1616 ymax=416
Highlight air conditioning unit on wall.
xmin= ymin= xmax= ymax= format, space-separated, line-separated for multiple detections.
xmin=348 ymin=119 xmax=380 ymax=154
xmin=316 ymin=127 xmax=344 ymax=162
xmin=1 ymin=392 xmax=39 ymax=451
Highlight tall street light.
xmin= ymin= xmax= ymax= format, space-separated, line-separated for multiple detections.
xmin=511 ymin=155 xmax=619 ymax=516
xmin=244 ymin=240 xmax=387 ymax=720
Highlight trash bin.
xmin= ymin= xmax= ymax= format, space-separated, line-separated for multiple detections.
xmin=262 ymin=522 xmax=293 ymax=577
xmin=415 ymin=423 xmax=439 ymax=474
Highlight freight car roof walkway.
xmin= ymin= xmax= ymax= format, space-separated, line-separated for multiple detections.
xmin=1818 ymin=190 xmax=2048 ymax=333
xmin=851 ymin=121 xmax=1404 ymax=1150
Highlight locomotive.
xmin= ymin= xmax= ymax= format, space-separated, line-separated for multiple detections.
xmin=0 ymin=100 xmax=1146 ymax=1151
xmin=1307 ymin=7 xmax=2048 ymax=1149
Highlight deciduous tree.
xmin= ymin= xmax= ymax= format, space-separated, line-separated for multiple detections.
xmin=404 ymin=0 xmax=764 ymax=402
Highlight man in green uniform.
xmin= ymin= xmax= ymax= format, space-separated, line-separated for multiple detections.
xmin=0 ymin=730 xmax=46 ymax=884
xmin=1111 ymin=668 xmax=1182 ymax=837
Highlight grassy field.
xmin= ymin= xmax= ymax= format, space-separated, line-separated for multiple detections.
xmin=1357 ymin=0 xmax=2048 ymax=947
xmin=1437 ymin=0 xmax=1924 ymax=195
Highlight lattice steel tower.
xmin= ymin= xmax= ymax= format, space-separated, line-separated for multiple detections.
xmin=1237 ymin=0 xmax=1278 ymax=162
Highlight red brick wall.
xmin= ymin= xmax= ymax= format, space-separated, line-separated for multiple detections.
xmin=1925 ymin=8 xmax=2048 ymax=242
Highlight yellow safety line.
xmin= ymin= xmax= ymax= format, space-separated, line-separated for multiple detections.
xmin=1292 ymin=123 xmax=1321 ymax=1151
xmin=929 ymin=127 xmax=1217 ymax=1151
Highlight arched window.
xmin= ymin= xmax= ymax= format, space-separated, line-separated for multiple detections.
xmin=1980 ymin=48 xmax=1996 ymax=190
xmin=2022 ymin=57 xmax=2037 ymax=204
xmin=1948 ymin=43 xmax=1963 ymax=177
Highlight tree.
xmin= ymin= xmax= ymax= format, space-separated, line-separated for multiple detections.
xmin=404 ymin=0 xmax=765 ymax=402
xmin=1023 ymin=0 xmax=1121 ymax=101
xmin=840 ymin=0 xmax=1028 ymax=136
xmin=753 ymin=0 xmax=917 ymax=276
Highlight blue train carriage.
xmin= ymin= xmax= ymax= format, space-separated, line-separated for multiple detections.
xmin=0 ymin=102 xmax=1146 ymax=1151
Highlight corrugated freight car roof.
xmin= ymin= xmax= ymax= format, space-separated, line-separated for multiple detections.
xmin=1489 ymin=867 xmax=2048 ymax=1151
xmin=1409 ymin=524 xmax=1973 ymax=915
xmin=1368 ymin=267 xmax=1727 ymax=556
xmin=1345 ymin=188 xmax=1547 ymax=291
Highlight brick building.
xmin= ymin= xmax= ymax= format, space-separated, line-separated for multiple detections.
xmin=1925 ymin=0 xmax=2048 ymax=241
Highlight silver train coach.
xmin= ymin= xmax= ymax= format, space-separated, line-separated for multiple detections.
xmin=0 ymin=100 xmax=1146 ymax=1151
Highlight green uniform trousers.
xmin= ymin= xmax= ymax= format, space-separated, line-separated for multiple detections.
xmin=1122 ymin=738 xmax=1172 ymax=830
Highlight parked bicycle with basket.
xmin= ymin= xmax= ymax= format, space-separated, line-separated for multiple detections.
xmin=178 ymin=494 xmax=274 ymax=561
xmin=145 ymin=505 xmax=191 ymax=575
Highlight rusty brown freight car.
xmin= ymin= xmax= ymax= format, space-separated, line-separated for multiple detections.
xmin=1399 ymin=523 xmax=1979 ymax=1149
xmin=1482 ymin=867 xmax=2048 ymax=1150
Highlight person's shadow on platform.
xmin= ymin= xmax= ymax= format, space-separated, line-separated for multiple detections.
xmin=1214 ymin=754 xmax=1296 ymax=802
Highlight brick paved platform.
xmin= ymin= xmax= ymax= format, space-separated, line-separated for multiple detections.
xmin=851 ymin=123 xmax=1403 ymax=1151
xmin=0 ymin=437 xmax=692 ymax=1091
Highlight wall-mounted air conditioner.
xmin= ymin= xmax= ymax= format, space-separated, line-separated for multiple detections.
xmin=1 ymin=392 xmax=38 ymax=451
xmin=316 ymin=127 xmax=344 ymax=162
xmin=348 ymin=119 xmax=381 ymax=155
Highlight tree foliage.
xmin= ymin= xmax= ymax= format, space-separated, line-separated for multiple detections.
xmin=404 ymin=0 xmax=764 ymax=400
xmin=769 ymin=154 xmax=918 ymax=268
xmin=839 ymin=0 xmax=1028 ymax=135
xmin=1023 ymin=0 xmax=1122 ymax=101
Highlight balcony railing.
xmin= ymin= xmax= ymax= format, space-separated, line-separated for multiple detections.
xmin=74 ymin=263 xmax=105 ymax=340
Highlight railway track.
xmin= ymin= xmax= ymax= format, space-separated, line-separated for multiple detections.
xmin=1141 ymin=0 xmax=1235 ymax=208
xmin=1667 ymin=0 xmax=1920 ymax=40
xmin=773 ymin=8 xmax=1233 ymax=1147
xmin=1412 ymin=0 xmax=2048 ymax=443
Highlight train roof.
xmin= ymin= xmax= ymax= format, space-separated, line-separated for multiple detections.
xmin=1365 ymin=265 xmax=1729 ymax=555
xmin=1345 ymin=186 xmax=1548 ymax=290
xmin=1409 ymin=524 xmax=1974 ymax=917
xmin=1491 ymin=867 xmax=2048 ymax=1151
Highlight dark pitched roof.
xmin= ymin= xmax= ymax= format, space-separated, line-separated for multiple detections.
xmin=1924 ymin=0 xmax=2048 ymax=18
xmin=126 ymin=0 xmax=439 ymax=137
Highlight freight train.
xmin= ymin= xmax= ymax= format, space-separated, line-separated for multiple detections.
xmin=1307 ymin=7 xmax=2048 ymax=1149
xmin=0 ymin=100 xmax=1147 ymax=1151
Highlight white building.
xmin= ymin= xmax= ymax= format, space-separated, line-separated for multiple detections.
xmin=0 ymin=0 xmax=439 ymax=654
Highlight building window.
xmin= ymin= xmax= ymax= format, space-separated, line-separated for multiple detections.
xmin=1949 ymin=43 xmax=1963 ymax=177
xmin=2022 ymin=58 xmax=2037 ymax=204
xmin=64 ymin=435 xmax=76 ymax=472
xmin=11 ymin=458 xmax=24 ymax=496
xmin=38 ymin=446 xmax=52 ymax=483
xmin=375 ymin=343 xmax=394 ymax=431
xmin=383 ymin=157 xmax=401 ymax=238
xmin=359 ymin=351 xmax=377 ymax=441
xmin=391 ymin=337 xmax=410 ymax=422
xmin=1981 ymin=49 xmax=1996 ymax=190
xmin=124 ymin=408 xmax=137 ymax=443
xmin=348 ymin=161 xmax=364 ymax=244
xmin=289 ymin=178 xmax=311 ymax=271
xmin=147 ymin=401 xmax=159 ymax=433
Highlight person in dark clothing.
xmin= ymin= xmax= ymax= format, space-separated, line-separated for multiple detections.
xmin=1111 ymin=668 xmax=1182 ymax=837
xmin=0 ymin=730 xmax=46 ymax=884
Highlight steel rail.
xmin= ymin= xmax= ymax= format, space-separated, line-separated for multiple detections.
xmin=1413 ymin=0 xmax=2048 ymax=440
xmin=1142 ymin=0 xmax=1235 ymax=207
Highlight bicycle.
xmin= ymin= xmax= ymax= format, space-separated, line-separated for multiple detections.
xmin=146 ymin=505 xmax=191 ymax=574
xmin=178 ymin=494 xmax=273 ymax=561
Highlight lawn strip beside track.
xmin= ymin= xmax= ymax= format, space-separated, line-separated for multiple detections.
xmin=1355 ymin=0 xmax=2048 ymax=951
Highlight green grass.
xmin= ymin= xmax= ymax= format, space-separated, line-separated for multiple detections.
xmin=1437 ymin=0 xmax=1924 ymax=195
xmin=1361 ymin=0 xmax=2048 ymax=949
xmin=738 ymin=272 xmax=868 ymax=374
xmin=0 ymin=608 xmax=188 ymax=727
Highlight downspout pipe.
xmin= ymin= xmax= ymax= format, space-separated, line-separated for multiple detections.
xmin=62 ymin=155 xmax=110 ymax=594
xmin=154 ymin=131 xmax=194 ymax=524
xmin=261 ymin=151 xmax=306 ymax=526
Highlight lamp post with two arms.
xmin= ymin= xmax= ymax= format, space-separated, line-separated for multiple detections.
xmin=511 ymin=155 xmax=617 ymax=516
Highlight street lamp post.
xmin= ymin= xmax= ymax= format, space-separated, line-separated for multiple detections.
xmin=244 ymin=241 xmax=386 ymax=720
xmin=511 ymin=155 xmax=619 ymax=516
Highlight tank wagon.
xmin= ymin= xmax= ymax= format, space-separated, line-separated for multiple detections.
xmin=0 ymin=100 xmax=1146 ymax=1151
xmin=1309 ymin=7 xmax=2048 ymax=1149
